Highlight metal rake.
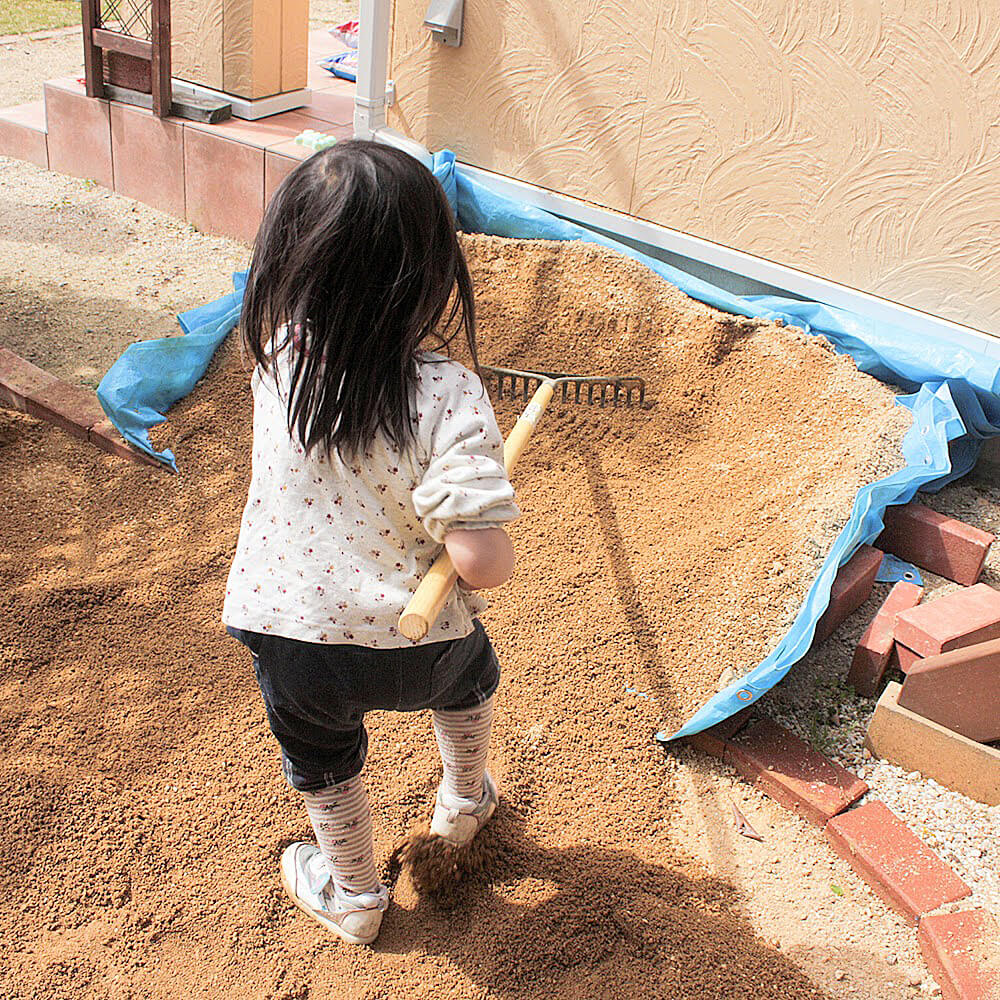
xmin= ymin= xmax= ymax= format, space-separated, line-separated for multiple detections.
xmin=482 ymin=364 xmax=646 ymax=407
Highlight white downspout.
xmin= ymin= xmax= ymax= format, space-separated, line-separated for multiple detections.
xmin=354 ymin=0 xmax=433 ymax=167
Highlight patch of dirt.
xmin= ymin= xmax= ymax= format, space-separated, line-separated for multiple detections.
xmin=0 ymin=160 xmax=250 ymax=388
xmin=0 ymin=30 xmax=80 ymax=106
xmin=0 ymin=236 xmax=929 ymax=998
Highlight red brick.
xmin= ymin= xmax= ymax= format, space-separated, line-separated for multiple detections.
xmin=88 ymin=419 xmax=165 ymax=469
xmin=684 ymin=708 xmax=753 ymax=758
xmin=825 ymin=801 xmax=971 ymax=923
xmin=878 ymin=502 xmax=994 ymax=587
xmin=895 ymin=584 xmax=1000 ymax=657
xmin=918 ymin=908 xmax=1000 ymax=1000
xmin=898 ymin=638 xmax=1000 ymax=743
xmin=725 ymin=717 xmax=868 ymax=826
xmin=849 ymin=581 xmax=924 ymax=696
xmin=0 ymin=348 xmax=58 ymax=411
xmin=25 ymin=380 xmax=106 ymax=440
xmin=814 ymin=544 xmax=884 ymax=644
xmin=890 ymin=643 xmax=923 ymax=674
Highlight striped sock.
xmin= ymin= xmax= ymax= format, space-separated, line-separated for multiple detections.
xmin=301 ymin=774 xmax=379 ymax=896
xmin=432 ymin=694 xmax=495 ymax=807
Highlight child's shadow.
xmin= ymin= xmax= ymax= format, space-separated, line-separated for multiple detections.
xmin=379 ymin=805 xmax=834 ymax=999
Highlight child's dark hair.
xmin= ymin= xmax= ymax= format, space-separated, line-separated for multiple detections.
xmin=241 ymin=140 xmax=478 ymax=458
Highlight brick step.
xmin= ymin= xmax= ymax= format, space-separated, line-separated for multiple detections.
xmin=0 ymin=100 xmax=48 ymax=168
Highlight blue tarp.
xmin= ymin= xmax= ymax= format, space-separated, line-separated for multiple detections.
xmin=96 ymin=148 xmax=1000 ymax=737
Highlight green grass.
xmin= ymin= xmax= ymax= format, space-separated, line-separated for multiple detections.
xmin=0 ymin=0 xmax=81 ymax=36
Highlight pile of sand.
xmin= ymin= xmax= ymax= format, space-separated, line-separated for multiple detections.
xmin=0 ymin=235 xmax=913 ymax=999
xmin=460 ymin=236 xmax=910 ymax=729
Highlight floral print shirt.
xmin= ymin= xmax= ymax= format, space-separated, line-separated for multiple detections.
xmin=222 ymin=351 xmax=519 ymax=646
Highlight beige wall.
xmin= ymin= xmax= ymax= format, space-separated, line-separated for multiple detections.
xmin=388 ymin=1 xmax=1000 ymax=335
xmin=172 ymin=0 xmax=308 ymax=99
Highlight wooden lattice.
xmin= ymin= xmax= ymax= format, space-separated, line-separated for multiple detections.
xmin=81 ymin=0 xmax=171 ymax=117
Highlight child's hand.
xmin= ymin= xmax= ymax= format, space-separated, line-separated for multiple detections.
xmin=445 ymin=528 xmax=514 ymax=590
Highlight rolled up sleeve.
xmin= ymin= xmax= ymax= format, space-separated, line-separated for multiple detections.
xmin=412 ymin=372 xmax=519 ymax=544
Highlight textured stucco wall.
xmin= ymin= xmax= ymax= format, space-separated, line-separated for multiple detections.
xmin=388 ymin=1 xmax=1000 ymax=335
xmin=171 ymin=0 xmax=308 ymax=99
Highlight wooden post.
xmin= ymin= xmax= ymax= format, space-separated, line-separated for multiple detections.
xmin=81 ymin=0 xmax=105 ymax=99
xmin=150 ymin=0 xmax=172 ymax=117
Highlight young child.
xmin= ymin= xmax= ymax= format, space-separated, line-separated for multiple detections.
xmin=223 ymin=140 xmax=518 ymax=946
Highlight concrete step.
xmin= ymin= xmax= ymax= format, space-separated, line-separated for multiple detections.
xmin=0 ymin=100 xmax=48 ymax=167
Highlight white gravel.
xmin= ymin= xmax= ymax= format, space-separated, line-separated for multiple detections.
xmin=859 ymin=762 xmax=1000 ymax=907
xmin=764 ymin=456 xmax=1000 ymax=918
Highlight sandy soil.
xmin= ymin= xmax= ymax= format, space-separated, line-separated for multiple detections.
xmin=309 ymin=0 xmax=358 ymax=28
xmin=0 ymin=160 xmax=250 ymax=388
xmin=0 ymin=24 xmax=248 ymax=389
xmin=1 ymin=244 xmax=931 ymax=997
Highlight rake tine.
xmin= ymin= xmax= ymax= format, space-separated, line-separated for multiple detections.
xmin=483 ymin=365 xmax=645 ymax=408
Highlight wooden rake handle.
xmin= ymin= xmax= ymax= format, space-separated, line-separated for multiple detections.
xmin=398 ymin=380 xmax=555 ymax=641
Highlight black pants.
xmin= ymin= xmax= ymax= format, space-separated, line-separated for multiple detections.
xmin=227 ymin=620 xmax=500 ymax=791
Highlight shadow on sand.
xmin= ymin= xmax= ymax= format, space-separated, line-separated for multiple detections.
xmin=381 ymin=805 xmax=832 ymax=1000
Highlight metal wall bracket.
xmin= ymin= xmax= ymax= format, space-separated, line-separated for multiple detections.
xmin=423 ymin=0 xmax=463 ymax=46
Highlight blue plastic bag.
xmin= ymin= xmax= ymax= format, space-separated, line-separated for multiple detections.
xmin=96 ymin=277 xmax=244 ymax=470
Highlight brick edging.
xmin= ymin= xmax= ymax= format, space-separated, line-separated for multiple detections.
xmin=683 ymin=714 xmax=997 ymax=998
xmin=0 ymin=347 xmax=162 ymax=469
